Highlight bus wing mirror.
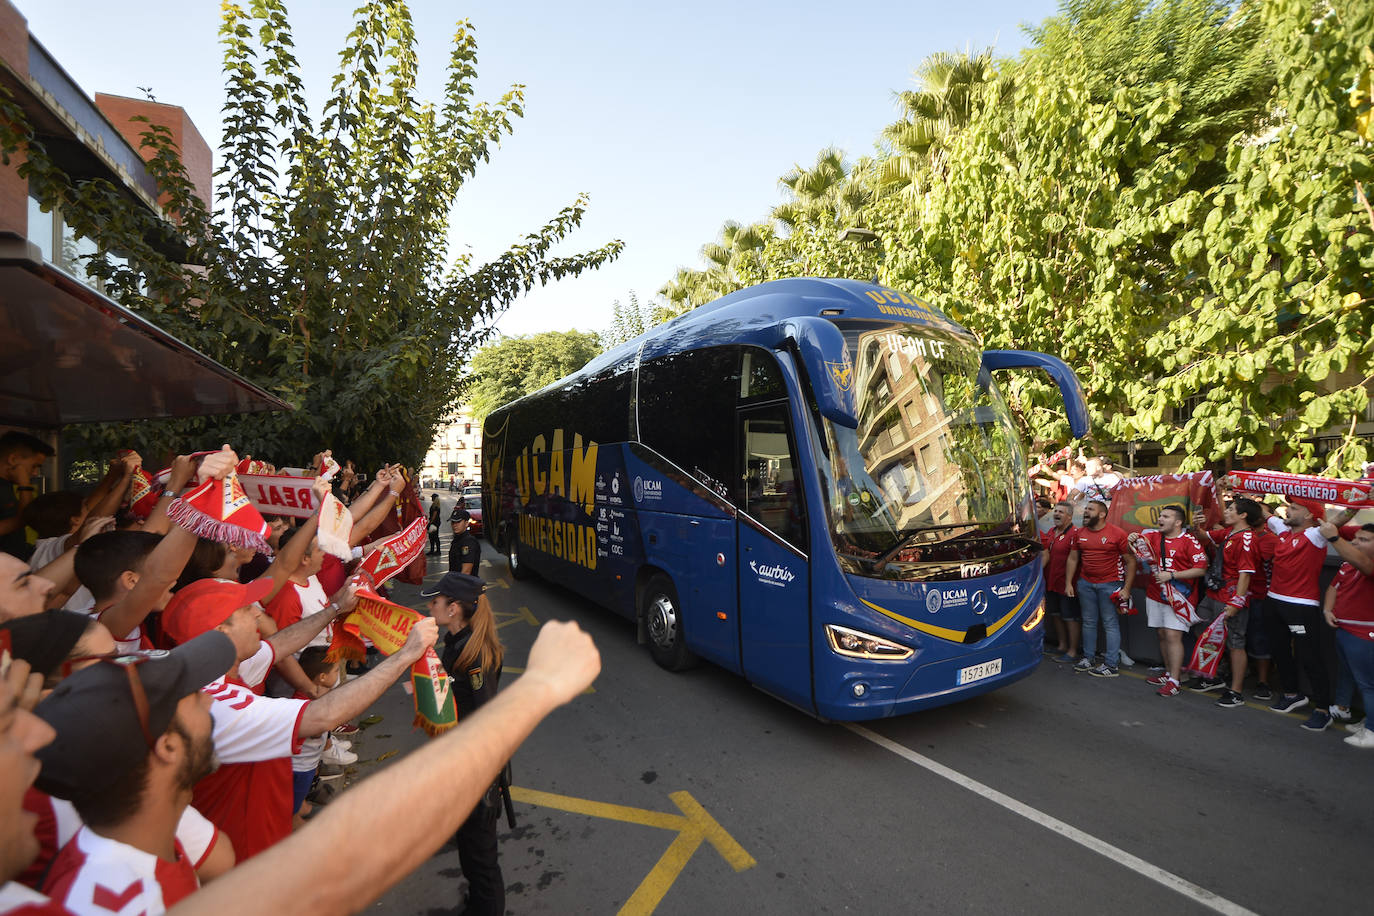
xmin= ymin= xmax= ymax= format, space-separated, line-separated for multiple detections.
xmin=778 ymin=317 xmax=859 ymax=429
xmin=981 ymin=350 xmax=1091 ymax=439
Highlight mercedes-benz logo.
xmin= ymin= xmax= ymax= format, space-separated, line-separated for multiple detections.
xmin=971 ymin=590 xmax=988 ymax=616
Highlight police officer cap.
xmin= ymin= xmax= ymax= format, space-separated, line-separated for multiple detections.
xmin=420 ymin=572 xmax=484 ymax=604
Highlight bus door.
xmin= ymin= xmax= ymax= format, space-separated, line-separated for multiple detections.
xmin=736 ymin=402 xmax=812 ymax=712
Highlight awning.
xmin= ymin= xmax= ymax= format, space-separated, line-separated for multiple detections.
xmin=0 ymin=248 xmax=292 ymax=428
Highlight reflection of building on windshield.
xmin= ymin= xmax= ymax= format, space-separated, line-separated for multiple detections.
xmin=855 ymin=331 xmax=961 ymax=532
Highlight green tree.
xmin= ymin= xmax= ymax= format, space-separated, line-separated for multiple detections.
xmin=466 ymin=330 xmax=603 ymax=422
xmin=604 ymin=291 xmax=674 ymax=349
xmin=5 ymin=0 xmax=621 ymax=470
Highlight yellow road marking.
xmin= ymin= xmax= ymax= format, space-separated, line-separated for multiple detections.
xmin=494 ymin=605 xmax=539 ymax=629
xmin=507 ymin=787 xmax=755 ymax=915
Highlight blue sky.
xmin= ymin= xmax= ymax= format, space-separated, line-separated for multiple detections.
xmin=20 ymin=1 xmax=1060 ymax=337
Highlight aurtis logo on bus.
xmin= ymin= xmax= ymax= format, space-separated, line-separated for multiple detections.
xmin=992 ymin=582 xmax=1020 ymax=600
xmin=749 ymin=561 xmax=795 ymax=586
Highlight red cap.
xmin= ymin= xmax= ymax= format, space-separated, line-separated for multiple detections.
xmin=161 ymin=577 xmax=274 ymax=646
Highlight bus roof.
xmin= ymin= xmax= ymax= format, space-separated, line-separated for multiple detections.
xmin=490 ymin=278 xmax=974 ymax=418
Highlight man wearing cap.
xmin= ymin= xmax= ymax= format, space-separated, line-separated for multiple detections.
xmin=35 ymin=631 xmax=236 ymax=914
xmin=448 ymin=508 xmax=480 ymax=575
xmin=160 ymin=576 xmax=438 ymax=860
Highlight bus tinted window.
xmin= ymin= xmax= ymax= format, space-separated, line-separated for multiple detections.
xmin=559 ymin=363 xmax=633 ymax=442
xmin=639 ymin=347 xmax=738 ymax=497
xmin=740 ymin=347 xmax=785 ymax=402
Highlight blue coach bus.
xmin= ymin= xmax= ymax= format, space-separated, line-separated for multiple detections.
xmin=481 ymin=278 xmax=1089 ymax=720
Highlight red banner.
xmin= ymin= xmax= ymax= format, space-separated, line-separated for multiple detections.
xmin=1106 ymin=472 xmax=1221 ymax=535
xmin=371 ymin=471 xmax=427 ymax=585
xmin=1187 ymin=615 xmax=1227 ymax=678
xmin=1224 ymin=470 xmax=1374 ymax=510
xmin=356 ymin=518 xmax=428 ymax=588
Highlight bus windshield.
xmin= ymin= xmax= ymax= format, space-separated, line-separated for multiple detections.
xmin=818 ymin=320 xmax=1034 ymax=580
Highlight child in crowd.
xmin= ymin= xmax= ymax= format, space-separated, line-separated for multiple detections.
xmin=292 ymin=646 xmax=350 ymax=825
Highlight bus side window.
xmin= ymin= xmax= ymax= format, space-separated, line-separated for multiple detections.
xmin=639 ymin=347 xmax=739 ymax=498
xmin=740 ymin=405 xmax=807 ymax=551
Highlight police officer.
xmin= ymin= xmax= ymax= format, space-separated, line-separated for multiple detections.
xmin=421 ymin=572 xmax=506 ymax=916
xmin=449 ymin=506 xmax=481 ymax=574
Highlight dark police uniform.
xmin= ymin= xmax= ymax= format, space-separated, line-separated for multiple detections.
xmin=449 ymin=515 xmax=481 ymax=574
xmin=441 ymin=626 xmax=504 ymax=916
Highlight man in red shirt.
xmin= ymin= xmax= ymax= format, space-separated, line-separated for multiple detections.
xmin=160 ymin=577 xmax=437 ymax=860
xmin=1064 ymin=499 xmax=1136 ymax=677
xmin=1193 ymin=498 xmax=1264 ymax=707
xmin=1320 ymin=521 xmax=1374 ymax=749
xmin=34 ymin=632 xmax=236 ymax=915
xmin=1136 ymin=506 xmax=1208 ymax=696
xmin=1260 ymin=501 xmax=1359 ymax=728
xmin=1040 ymin=500 xmax=1081 ymax=663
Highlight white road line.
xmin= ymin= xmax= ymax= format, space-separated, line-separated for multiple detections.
xmin=845 ymin=723 xmax=1257 ymax=916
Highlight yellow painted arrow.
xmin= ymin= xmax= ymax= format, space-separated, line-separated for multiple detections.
xmin=494 ymin=605 xmax=540 ymax=630
xmin=508 ymin=787 xmax=755 ymax=915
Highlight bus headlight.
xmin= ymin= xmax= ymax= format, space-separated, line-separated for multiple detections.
xmin=1021 ymin=599 xmax=1045 ymax=632
xmin=825 ymin=624 xmax=914 ymax=661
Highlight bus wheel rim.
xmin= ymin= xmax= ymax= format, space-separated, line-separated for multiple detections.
xmin=648 ymin=593 xmax=677 ymax=647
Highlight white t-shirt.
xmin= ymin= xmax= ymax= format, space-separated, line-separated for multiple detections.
xmin=203 ymin=675 xmax=309 ymax=765
xmin=44 ymin=827 xmax=198 ymax=915
xmin=29 ymin=534 xmax=70 ymax=571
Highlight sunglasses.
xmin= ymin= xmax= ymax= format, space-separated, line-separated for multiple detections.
xmin=62 ymin=649 xmax=171 ymax=748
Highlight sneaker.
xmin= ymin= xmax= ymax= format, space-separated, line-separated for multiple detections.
xmin=1181 ymin=676 xmax=1204 ymax=691
xmin=320 ymin=742 xmax=358 ymax=766
xmin=1329 ymin=704 xmax=1353 ymax=722
xmin=330 ymin=737 xmax=352 ymax=751
xmin=1216 ymin=689 xmax=1245 ymax=708
xmin=1252 ymin=682 xmax=1273 ymax=701
xmin=1300 ymin=710 xmax=1332 ymax=732
xmin=1343 ymin=727 xmax=1374 ymax=749
xmin=332 ymin=723 xmax=360 ymax=736
xmin=1156 ymin=680 xmax=1181 ymax=697
xmin=1118 ymin=650 xmax=1136 ymax=668
xmin=1073 ymin=657 xmax=1095 ymax=672
xmin=1146 ymin=673 xmax=1171 ymax=687
xmin=1147 ymin=665 xmax=1166 ymax=675
xmin=1269 ymin=693 xmax=1308 ymax=714
xmin=1190 ymin=677 xmax=1226 ymax=694
xmin=1053 ymin=653 xmax=1078 ymax=664
xmin=1088 ymin=664 xmax=1119 ymax=678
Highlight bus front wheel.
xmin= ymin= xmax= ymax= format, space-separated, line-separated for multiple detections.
xmin=506 ymin=533 xmax=529 ymax=581
xmin=643 ymin=574 xmax=696 ymax=672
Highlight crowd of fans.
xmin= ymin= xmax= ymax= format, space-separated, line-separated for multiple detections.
xmin=1030 ymin=447 xmax=1374 ymax=750
xmin=0 ymin=431 xmax=600 ymax=915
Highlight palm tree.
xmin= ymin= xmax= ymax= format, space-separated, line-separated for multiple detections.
xmin=877 ymin=48 xmax=1005 ymax=198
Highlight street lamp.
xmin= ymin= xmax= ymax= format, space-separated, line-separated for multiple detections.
xmin=838 ymin=227 xmax=883 ymax=283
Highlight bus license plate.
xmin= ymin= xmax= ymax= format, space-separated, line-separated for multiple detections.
xmin=957 ymin=658 xmax=1002 ymax=685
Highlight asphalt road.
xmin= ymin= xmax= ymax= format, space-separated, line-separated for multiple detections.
xmin=345 ymin=501 xmax=1370 ymax=915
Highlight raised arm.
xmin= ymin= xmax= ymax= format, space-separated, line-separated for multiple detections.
xmin=255 ymin=478 xmax=330 ymax=604
xmin=169 ymin=620 xmax=599 ymax=916
xmin=1320 ymin=521 xmax=1374 ymax=576
xmin=294 ymin=617 xmax=438 ymax=737
xmin=265 ymin=587 xmax=356 ymax=660
xmin=101 ymin=448 xmax=240 ymax=639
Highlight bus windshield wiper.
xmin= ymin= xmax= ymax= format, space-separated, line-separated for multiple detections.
xmin=871 ymin=522 xmax=1001 ymax=572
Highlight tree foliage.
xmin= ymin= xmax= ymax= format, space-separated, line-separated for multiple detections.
xmin=2 ymin=0 xmax=621 ymax=470
xmin=662 ymin=0 xmax=1374 ymax=475
xmin=466 ymin=330 xmax=603 ymax=422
